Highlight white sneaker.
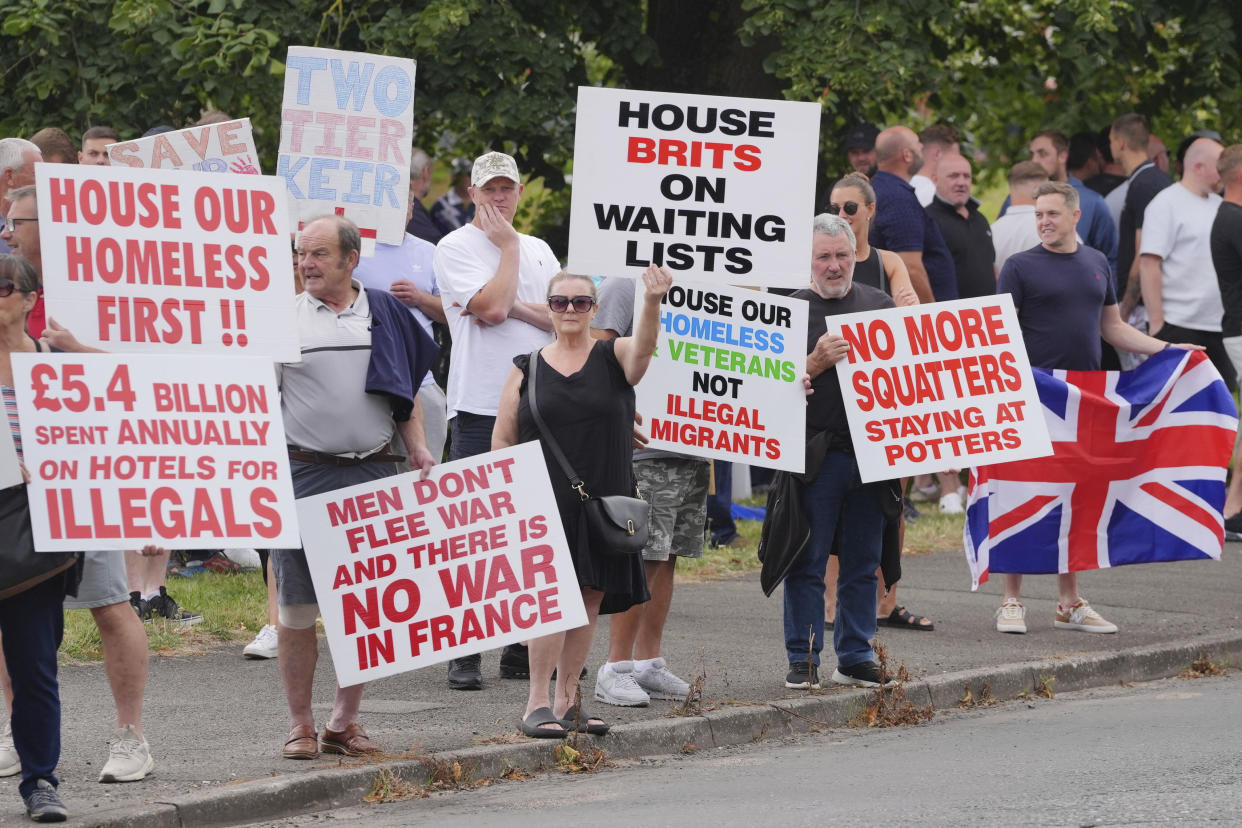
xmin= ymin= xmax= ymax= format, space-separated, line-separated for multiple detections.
xmin=1055 ymin=598 xmax=1118 ymax=634
xmin=0 ymin=722 xmax=20 ymax=777
xmin=243 ymin=624 xmax=279 ymax=659
xmin=939 ymin=492 xmax=964 ymax=514
xmin=99 ymin=725 xmax=155 ymax=783
xmin=996 ymin=599 xmax=1027 ymax=634
xmin=594 ymin=661 xmax=650 ymax=707
xmin=633 ymin=657 xmax=691 ymax=701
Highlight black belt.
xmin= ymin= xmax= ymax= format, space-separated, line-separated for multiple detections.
xmin=287 ymin=447 xmax=405 ymax=466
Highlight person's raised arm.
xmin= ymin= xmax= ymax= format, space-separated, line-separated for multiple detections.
xmin=614 ymin=265 xmax=673 ymax=386
xmin=1100 ymin=303 xmax=1201 ymax=355
xmin=881 ymin=249 xmax=920 ymax=306
xmin=491 ymin=366 xmax=523 ymax=451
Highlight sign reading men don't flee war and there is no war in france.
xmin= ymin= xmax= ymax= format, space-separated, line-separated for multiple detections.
xmin=108 ymin=118 xmax=261 ymax=175
xmin=278 ymin=46 xmax=416 ymax=248
xmin=568 ymin=87 xmax=820 ymax=288
xmin=35 ymin=164 xmax=300 ymax=361
xmin=12 ymin=353 xmax=299 ymax=552
xmin=636 ymin=280 xmax=808 ymax=472
xmin=295 ymin=443 xmax=588 ymax=686
xmin=831 ymin=294 xmax=1052 ymax=482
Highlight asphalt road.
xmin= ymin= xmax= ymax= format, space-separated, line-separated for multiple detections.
xmin=263 ymin=672 xmax=1242 ymax=827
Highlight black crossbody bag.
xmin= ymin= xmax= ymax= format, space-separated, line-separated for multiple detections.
xmin=526 ymin=349 xmax=649 ymax=556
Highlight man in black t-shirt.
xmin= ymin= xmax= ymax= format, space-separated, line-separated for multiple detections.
xmin=780 ymin=214 xmax=895 ymax=691
xmin=1211 ymin=145 xmax=1242 ymax=534
xmin=1111 ymin=114 xmax=1172 ymax=317
xmin=926 ymin=153 xmax=995 ymax=299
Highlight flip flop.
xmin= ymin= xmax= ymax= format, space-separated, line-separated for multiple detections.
xmin=877 ymin=606 xmax=934 ymax=631
xmin=519 ymin=707 xmax=568 ymax=739
xmin=559 ymin=704 xmax=610 ymax=736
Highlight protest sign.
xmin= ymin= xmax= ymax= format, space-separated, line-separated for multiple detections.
xmin=830 ymin=294 xmax=1052 ymax=482
xmin=277 ymin=46 xmax=416 ymax=248
xmin=0 ymin=422 xmax=20 ymax=490
xmin=35 ymin=164 xmax=298 ymax=360
xmin=108 ymin=118 xmax=261 ymax=174
xmin=12 ymin=353 xmax=298 ymax=551
xmin=295 ymin=442 xmax=587 ymax=686
xmin=635 ymin=279 xmax=807 ymax=472
xmin=568 ymin=87 xmax=819 ymax=287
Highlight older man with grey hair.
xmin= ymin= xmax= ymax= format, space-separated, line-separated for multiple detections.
xmin=405 ymin=147 xmax=442 ymax=244
xmin=0 ymin=138 xmax=42 ymax=254
xmin=776 ymin=213 xmax=896 ymax=691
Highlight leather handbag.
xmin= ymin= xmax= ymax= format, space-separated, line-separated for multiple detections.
xmin=526 ymin=349 xmax=649 ymax=556
xmin=0 ymin=486 xmax=77 ymax=601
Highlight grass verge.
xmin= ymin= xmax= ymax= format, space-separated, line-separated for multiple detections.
xmin=61 ymin=570 xmax=269 ymax=664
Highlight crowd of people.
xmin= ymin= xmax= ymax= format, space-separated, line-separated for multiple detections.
xmin=0 ymin=106 xmax=1238 ymax=823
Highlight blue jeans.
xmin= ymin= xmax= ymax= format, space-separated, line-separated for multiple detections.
xmin=707 ymin=460 xmax=738 ymax=544
xmin=0 ymin=574 xmax=66 ymax=798
xmin=782 ymin=451 xmax=884 ymax=669
xmin=448 ymin=411 xmax=495 ymax=461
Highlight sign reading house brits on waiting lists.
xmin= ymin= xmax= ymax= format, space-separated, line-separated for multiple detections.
xmin=635 ymin=280 xmax=808 ymax=472
xmin=568 ymin=87 xmax=820 ymax=288
xmin=831 ymin=294 xmax=1052 ymax=482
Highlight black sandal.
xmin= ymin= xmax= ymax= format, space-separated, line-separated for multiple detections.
xmin=877 ymin=606 xmax=934 ymax=631
xmin=519 ymin=707 xmax=568 ymax=738
xmin=559 ymin=704 xmax=610 ymax=735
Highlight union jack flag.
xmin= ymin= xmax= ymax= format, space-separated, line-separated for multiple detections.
xmin=965 ymin=349 xmax=1237 ymax=590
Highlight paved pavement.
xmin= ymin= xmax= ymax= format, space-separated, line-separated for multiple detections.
xmin=5 ymin=542 xmax=1241 ymax=826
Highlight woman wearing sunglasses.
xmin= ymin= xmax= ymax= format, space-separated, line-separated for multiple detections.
xmin=493 ymin=264 xmax=672 ymax=738
xmin=823 ymin=175 xmax=937 ymax=633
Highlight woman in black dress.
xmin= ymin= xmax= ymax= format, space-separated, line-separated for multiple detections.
xmin=493 ymin=265 xmax=672 ymax=737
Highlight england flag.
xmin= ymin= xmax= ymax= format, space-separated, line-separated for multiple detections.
xmin=965 ymin=349 xmax=1237 ymax=589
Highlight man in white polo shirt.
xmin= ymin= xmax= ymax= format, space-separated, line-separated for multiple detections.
xmin=433 ymin=151 xmax=558 ymax=690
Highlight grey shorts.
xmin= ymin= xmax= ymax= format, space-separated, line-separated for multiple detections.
xmin=272 ymin=459 xmax=403 ymax=606
xmin=63 ymin=550 xmax=129 ymax=609
xmin=636 ymin=457 xmax=710 ymax=562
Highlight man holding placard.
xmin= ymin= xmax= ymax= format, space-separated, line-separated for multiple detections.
xmin=780 ymin=214 xmax=895 ymax=689
xmin=433 ymin=151 xmax=558 ymax=690
xmin=274 ymin=214 xmax=436 ymax=759
xmin=993 ymin=181 xmax=1200 ymax=634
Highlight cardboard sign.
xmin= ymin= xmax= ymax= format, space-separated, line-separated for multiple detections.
xmin=295 ymin=442 xmax=587 ymax=686
xmin=35 ymin=164 xmax=299 ymax=360
xmin=568 ymin=87 xmax=820 ymax=287
xmin=635 ymin=280 xmax=807 ymax=472
xmin=830 ymin=294 xmax=1052 ymax=482
xmin=12 ymin=353 xmax=299 ymax=551
xmin=108 ymin=118 xmax=261 ymax=175
xmin=277 ymin=46 xmax=416 ymax=248
xmin=0 ymin=422 xmax=20 ymax=490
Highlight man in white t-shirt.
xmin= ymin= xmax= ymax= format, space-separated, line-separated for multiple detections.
xmin=991 ymin=161 xmax=1050 ymax=272
xmin=432 ymin=151 xmax=559 ymax=690
xmin=1140 ymin=137 xmax=1235 ymax=388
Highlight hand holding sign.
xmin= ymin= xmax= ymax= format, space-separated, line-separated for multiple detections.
xmin=640 ymin=264 xmax=674 ymax=303
xmin=809 ymin=331 xmax=850 ymax=373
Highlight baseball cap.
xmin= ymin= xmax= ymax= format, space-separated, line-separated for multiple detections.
xmin=844 ymin=122 xmax=879 ymax=150
xmin=471 ymin=151 xmax=520 ymax=188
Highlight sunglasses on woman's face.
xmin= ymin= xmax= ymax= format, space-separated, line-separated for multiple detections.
xmin=0 ymin=278 xmax=16 ymax=299
xmin=827 ymin=201 xmax=860 ymax=216
xmin=548 ymin=295 xmax=596 ymax=313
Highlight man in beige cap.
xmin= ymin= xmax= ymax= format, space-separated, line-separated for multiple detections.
xmin=432 ymin=151 xmax=560 ymax=690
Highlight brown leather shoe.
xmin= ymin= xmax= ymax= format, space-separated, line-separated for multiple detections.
xmin=320 ymin=722 xmax=381 ymax=756
xmin=283 ymin=723 xmax=319 ymax=760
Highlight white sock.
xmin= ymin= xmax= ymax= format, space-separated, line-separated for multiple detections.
xmin=634 ymin=658 xmax=659 ymax=672
xmin=142 ymin=590 xmax=160 ymax=601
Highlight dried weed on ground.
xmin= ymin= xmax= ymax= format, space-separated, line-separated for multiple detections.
xmin=957 ymin=682 xmax=997 ymax=709
xmin=1179 ymin=653 xmax=1226 ymax=678
xmin=852 ymin=643 xmax=933 ymax=728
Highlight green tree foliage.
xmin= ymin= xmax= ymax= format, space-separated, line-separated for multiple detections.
xmin=2 ymin=0 xmax=1240 ymax=247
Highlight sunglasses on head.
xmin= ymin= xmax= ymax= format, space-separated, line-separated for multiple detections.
xmin=0 ymin=278 xmax=17 ymax=298
xmin=548 ymin=295 xmax=596 ymax=313
xmin=827 ymin=201 xmax=860 ymax=216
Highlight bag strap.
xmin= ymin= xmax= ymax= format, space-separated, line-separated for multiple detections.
xmin=526 ymin=349 xmax=589 ymax=500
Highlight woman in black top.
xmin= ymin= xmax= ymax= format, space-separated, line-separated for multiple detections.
xmin=493 ymin=265 xmax=671 ymax=737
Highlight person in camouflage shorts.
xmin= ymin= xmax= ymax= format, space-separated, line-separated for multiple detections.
xmin=591 ymin=274 xmax=710 ymax=707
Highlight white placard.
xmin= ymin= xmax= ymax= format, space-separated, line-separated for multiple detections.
xmin=107 ymin=118 xmax=261 ymax=174
xmin=830 ymin=294 xmax=1052 ymax=482
xmin=0 ymin=422 xmax=20 ymax=490
xmin=36 ymin=164 xmax=298 ymax=360
xmin=295 ymin=442 xmax=588 ymax=686
xmin=13 ymin=353 xmax=298 ymax=551
xmin=636 ymin=280 xmax=807 ymax=472
xmin=568 ymin=87 xmax=820 ymax=287
xmin=277 ymin=46 xmax=416 ymax=247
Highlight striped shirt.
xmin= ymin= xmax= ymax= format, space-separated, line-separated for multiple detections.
xmin=3 ymin=384 xmax=21 ymax=462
